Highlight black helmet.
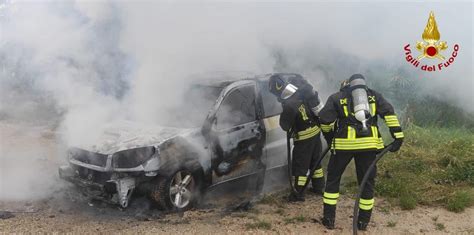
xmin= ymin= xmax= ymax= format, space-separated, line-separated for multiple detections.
xmin=269 ymin=74 xmax=298 ymax=100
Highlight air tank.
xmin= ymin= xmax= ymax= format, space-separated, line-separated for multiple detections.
xmin=349 ymin=74 xmax=370 ymax=134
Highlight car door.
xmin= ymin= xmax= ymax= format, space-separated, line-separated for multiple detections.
xmin=258 ymin=80 xmax=288 ymax=192
xmin=208 ymin=81 xmax=266 ymax=187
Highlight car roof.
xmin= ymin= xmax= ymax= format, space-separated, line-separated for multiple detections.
xmin=191 ymin=72 xmax=301 ymax=88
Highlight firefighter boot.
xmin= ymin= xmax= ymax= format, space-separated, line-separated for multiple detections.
xmin=322 ymin=217 xmax=335 ymax=230
xmin=311 ymin=177 xmax=325 ymax=195
xmin=288 ymin=191 xmax=305 ymax=202
xmin=322 ymin=204 xmax=336 ymax=229
xmin=288 ymin=177 xmax=306 ymax=202
xmin=357 ymin=209 xmax=372 ymax=231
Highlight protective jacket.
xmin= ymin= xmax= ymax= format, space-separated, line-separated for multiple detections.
xmin=319 ymin=88 xmax=404 ymax=151
xmin=280 ymin=97 xmax=320 ymax=141
xmin=278 ymin=85 xmax=325 ymax=199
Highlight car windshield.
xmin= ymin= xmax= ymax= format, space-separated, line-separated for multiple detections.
xmin=160 ymin=85 xmax=223 ymax=128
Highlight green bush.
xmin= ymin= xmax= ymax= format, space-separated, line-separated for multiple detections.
xmin=409 ymin=96 xmax=474 ymax=131
xmin=399 ymin=193 xmax=417 ymax=210
xmin=446 ymin=191 xmax=473 ymax=213
xmin=446 ymin=161 xmax=474 ymax=186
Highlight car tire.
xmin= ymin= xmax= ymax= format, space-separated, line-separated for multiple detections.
xmin=149 ymin=169 xmax=200 ymax=211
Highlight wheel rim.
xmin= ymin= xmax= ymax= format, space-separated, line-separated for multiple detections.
xmin=169 ymin=171 xmax=195 ymax=209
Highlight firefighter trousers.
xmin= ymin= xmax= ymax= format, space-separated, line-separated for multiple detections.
xmin=323 ymin=151 xmax=377 ymax=222
xmin=292 ymin=133 xmax=325 ymax=194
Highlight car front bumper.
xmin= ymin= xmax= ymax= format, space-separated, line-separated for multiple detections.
xmin=59 ymin=165 xmax=136 ymax=208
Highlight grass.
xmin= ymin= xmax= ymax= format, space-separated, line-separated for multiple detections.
xmin=258 ymin=193 xmax=285 ymax=208
xmin=231 ymin=212 xmax=257 ymax=220
xmin=283 ymin=215 xmax=308 ymax=224
xmin=379 ymin=205 xmax=390 ymax=214
xmin=374 ymin=124 xmax=474 ymax=210
xmin=399 ymin=193 xmax=417 ymax=210
xmin=446 ymin=190 xmax=473 ymax=213
xmin=245 ymin=220 xmax=272 ymax=230
xmin=248 ymin=208 xmax=261 ymax=214
xmin=275 ymin=208 xmax=285 ymax=216
xmin=387 ymin=221 xmax=397 ymax=227
xmin=435 ymin=223 xmax=445 ymax=231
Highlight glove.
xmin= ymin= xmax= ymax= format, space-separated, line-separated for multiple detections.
xmin=323 ymin=132 xmax=334 ymax=146
xmin=390 ymin=139 xmax=403 ymax=152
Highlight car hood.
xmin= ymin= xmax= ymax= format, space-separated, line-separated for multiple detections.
xmin=75 ymin=121 xmax=197 ymax=155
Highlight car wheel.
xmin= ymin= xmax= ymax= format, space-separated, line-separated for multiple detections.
xmin=149 ymin=169 xmax=198 ymax=211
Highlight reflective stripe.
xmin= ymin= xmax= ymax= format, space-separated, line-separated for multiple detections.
xmin=385 ymin=115 xmax=401 ymax=127
xmin=297 ymin=176 xmax=307 ymax=186
xmin=321 ymin=122 xmax=335 ymax=132
xmin=335 ymin=137 xmax=384 ymax=143
xmin=384 ymin=115 xmax=398 ymax=121
xmin=313 ymin=168 xmax=324 ymax=178
xmin=360 ymin=198 xmax=374 ymax=204
xmin=298 ymin=104 xmax=309 ymax=121
xmin=343 ymin=105 xmax=349 ymax=117
xmin=394 ymin=132 xmax=404 ymax=139
xmin=386 ymin=121 xmax=400 ymax=127
xmin=323 ymin=192 xmax=339 ymax=205
xmin=323 ymin=198 xmax=337 ymax=205
xmin=298 ymin=125 xmax=320 ymax=136
xmin=370 ymin=102 xmax=376 ymax=116
xmin=359 ymin=198 xmax=375 ymax=210
xmin=334 ymin=137 xmax=384 ymax=150
xmin=359 ymin=204 xmax=374 ymax=210
xmin=371 ymin=126 xmax=378 ymax=138
xmin=324 ymin=192 xmax=339 ymax=199
xmin=295 ymin=126 xmax=320 ymax=141
xmin=347 ymin=126 xmax=356 ymax=139
xmin=333 ymin=124 xmax=383 ymax=151
xmin=335 ymin=144 xmax=384 ymax=150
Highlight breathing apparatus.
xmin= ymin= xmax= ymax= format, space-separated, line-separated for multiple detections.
xmin=348 ymin=74 xmax=371 ymax=135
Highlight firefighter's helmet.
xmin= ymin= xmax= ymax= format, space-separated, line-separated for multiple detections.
xmin=269 ymin=74 xmax=298 ymax=100
xmin=340 ymin=79 xmax=350 ymax=91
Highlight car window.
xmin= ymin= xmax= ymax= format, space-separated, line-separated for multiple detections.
xmin=260 ymin=81 xmax=282 ymax=117
xmin=216 ymin=84 xmax=256 ymax=129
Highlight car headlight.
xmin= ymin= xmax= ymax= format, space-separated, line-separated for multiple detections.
xmin=68 ymin=147 xmax=108 ymax=167
xmin=112 ymin=146 xmax=156 ymax=168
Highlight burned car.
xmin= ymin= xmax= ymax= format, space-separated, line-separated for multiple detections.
xmin=59 ymin=74 xmax=292 ymax=210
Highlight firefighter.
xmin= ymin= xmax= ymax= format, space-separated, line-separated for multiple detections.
xmin=269 ymin=73 xmax=325 ymax=201
xmin=319 ymin=74 xmax=403 ymax=230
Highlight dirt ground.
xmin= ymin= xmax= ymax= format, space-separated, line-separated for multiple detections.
xmin=1 ymin=193 xmax=473 ymax=234
xmin=1 ymin=122 xmax=473 ymax=234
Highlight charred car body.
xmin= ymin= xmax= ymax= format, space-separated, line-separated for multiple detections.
xmin=59 ymin=74 xmax=293 ymax=210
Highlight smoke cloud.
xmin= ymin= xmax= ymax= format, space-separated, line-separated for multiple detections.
xmin=0 ymin=1 xmax=472 ymax=200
